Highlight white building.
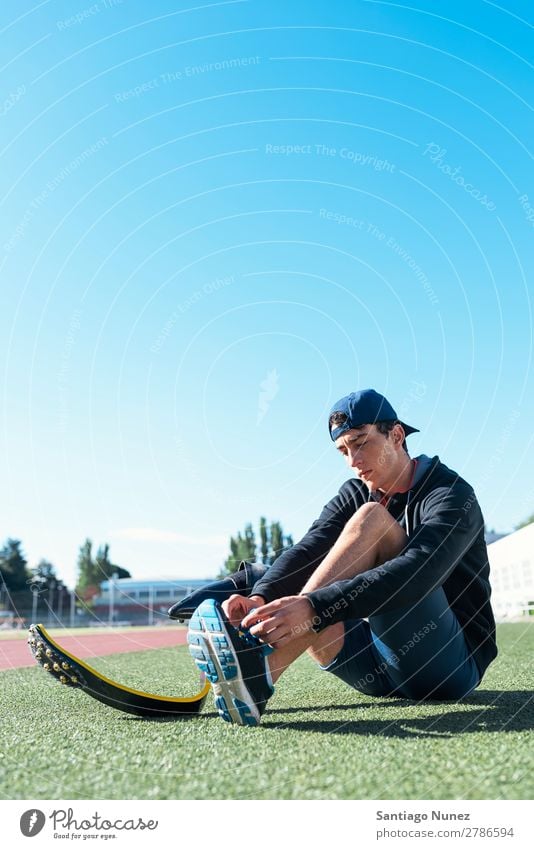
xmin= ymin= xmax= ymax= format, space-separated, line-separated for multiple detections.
xmin=487 ymin=523 xmax=534 ymax=620
xmin=93 ymin=577 xmax=212 ymax=625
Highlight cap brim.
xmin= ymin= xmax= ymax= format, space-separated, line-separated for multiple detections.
xmin=399 ymin=422 xmax=419 ymax=436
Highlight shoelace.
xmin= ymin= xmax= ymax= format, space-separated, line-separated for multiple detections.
xmin=236 ymin=625 xmax=274 ymax=655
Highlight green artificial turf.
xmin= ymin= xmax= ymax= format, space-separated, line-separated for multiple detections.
xmin=1 ymin=623 xmax=532 ymax=800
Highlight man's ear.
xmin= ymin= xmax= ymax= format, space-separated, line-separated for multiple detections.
xmin=393 ymin=423 xmax=406 ymax=446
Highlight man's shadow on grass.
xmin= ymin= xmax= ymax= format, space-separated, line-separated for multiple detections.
xmin=262 ymin=690 xmax=534 ymax=737
xmin=123 ymin=690 xmax=533 ymax=734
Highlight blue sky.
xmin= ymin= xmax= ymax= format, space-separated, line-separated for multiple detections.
xmin=1 ymin=0 xmax=533 ymax=588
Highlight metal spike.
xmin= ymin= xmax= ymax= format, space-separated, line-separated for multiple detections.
xmin=59 ymin=675 xmax=68 ymax=684
xmin=53 ymin=663 xmax=60 ymax=672
xmin=45 ymin=648 xmax=53 ymax=657
xmin=43 ymin=663 xmax=50 ymax=670
xmin=70 ymin=676 xmax=78 ymax=684
xmin=61 ymin=662 xmax=70 ymax=671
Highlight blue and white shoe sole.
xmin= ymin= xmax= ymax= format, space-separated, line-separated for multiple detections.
xmin=187 ymin=599 xmax=261 ymax=726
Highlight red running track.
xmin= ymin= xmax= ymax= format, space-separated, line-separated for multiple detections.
xmin=0 ymin=628 xmax=188 ymax=671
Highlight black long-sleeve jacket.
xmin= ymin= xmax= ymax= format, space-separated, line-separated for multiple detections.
xmin=253 ymin=455 xmax=497 ymax=678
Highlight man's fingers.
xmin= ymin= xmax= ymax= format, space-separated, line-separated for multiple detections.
xmin=222 ymin=594 xmax=238 ymax=615
xmin=248 ymin=616 xmax=278 ymax=639
xmin=242 ymin=602 xmax=278 ymax=628
xmin=222 ymin=594 xmax=248 ymax=625
xmin=252 ymin=623 xmax=289 ymax=647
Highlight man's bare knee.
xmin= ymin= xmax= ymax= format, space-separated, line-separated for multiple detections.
xmin=345 ymin=500 xmax=393 ymax=528
xmin=344 ymin=501 xmax=407 ymax=562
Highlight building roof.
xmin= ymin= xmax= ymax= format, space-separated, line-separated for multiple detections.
xmin=99 ymin=577 xmax=212 ymax=591
xmin=487 ymin=521 xmax=534 ymax=555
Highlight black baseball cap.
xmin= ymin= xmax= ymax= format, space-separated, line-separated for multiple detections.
xmin=329 ymin=388 xmax=419 ymax=441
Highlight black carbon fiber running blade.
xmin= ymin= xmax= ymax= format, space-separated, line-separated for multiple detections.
xmin=28 ymin=623 xmax=210 ymax=718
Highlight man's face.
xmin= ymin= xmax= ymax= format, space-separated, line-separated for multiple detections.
xmin=334 ymin=423 xmax=404 ymax=491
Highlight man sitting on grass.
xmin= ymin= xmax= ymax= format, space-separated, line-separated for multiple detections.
xmin=188 ymin=389 xmax=497 ymax=726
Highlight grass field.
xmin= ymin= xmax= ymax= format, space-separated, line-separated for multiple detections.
xmin=1 ymin=623 xmax=532 ymax=800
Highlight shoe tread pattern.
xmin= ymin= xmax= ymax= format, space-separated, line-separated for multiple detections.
xmin=187 ymin=600 xmax=260 ymax=725
xmin=233 ymin=698 xmax=259 ymax=726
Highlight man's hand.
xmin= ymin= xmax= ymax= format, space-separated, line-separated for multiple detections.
xmin=241 ymin=596 xmax=316 ymax=648
xmin=222 ymin=594 xmax=266 ymax=627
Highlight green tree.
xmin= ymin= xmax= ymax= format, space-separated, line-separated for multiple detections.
xmin=244 ymin=523 xmax=256 ymax=562
xmin=77 ymin=539 xmax=130 ymax=603
xmin=0 ymin=539 xmax=30 ymax=592
xmin=221 ymin=523 xmax=257 ymax=576
xmin=95 ymin=544 xmax=130 ymax=581
xmin=30 ymin=559 xmax=59 ymax=593
xmin=76 ymin=538 xmax=102 ymax=603
xmin=220 ymin=519 xmax=293 ymax=576
xmin=267 ymin=521 xmax=293 ymax=565
xmin=29 ymin=559 xmax=69 ymax=619
xmin=259 ymin=516 xmax=269 ymax=565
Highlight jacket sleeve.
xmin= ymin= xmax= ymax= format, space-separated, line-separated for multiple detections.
xmin=305 ymin=484 xmax=483 ymax=629
xmin=252 ymin=482 xmax=362 ymax=602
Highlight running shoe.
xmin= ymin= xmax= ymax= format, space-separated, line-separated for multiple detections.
xmin=187 ymin=598 xmax=274 ymax=726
